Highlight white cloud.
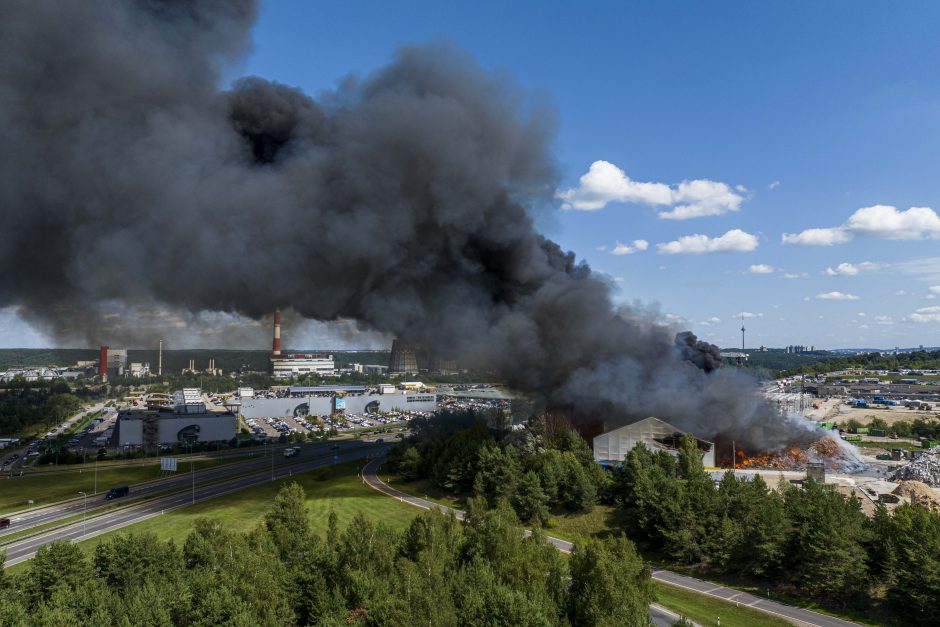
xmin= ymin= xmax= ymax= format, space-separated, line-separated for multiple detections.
xmin=930 ymin=286 xmax=940 ymax=294
xmin=781 ymin=227 xmax=852 ymax=246
xmin=747 ymin=264 xmax=774 ymax=274
xmin=847 ymin=205 xmax=940 ymax=239
xmin=657 ymin=229 xmax=759 ymax=255
xmin=595 ymin=245 xmax=607 ymax=252
xmin=896 ymin=290 xmax=911 ymax=296
xmin=769 ymin=181 xmax=781 ymax=190
xmin=875 ymin=315 xmax=894 ymax=325
xmin=558 ymin=161 xmax=673 ymax=210
xmin=659 ymin=179 xmax=747 ymax=220
xmin=825 ymin=261 xmax=880 ymax=276
xmin=783 ymin=205 xmax=940 ymax=246
xmin=558 ymin=160 xmax=745 ymax=219
xmin=910 ymin=306 xmax=940 ymax=323
xmin=894 ymin=257 xmax=940 ymax=283
xmin=783 ymin=272 xmax=808 ymax=279
xmin=697 ymin=316 xmax=722 ymax=327
xmin=736 ymin=311 xmax=763 ymax=319
xmin=816 ymin=291 xmax=860 ymax=301
xmin=611 ymin=239 xmax=649 ymax=255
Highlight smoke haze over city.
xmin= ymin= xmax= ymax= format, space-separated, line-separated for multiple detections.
xmin=0 ymin=0 xmax=813 ymax=449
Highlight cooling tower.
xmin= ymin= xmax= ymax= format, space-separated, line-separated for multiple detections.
xmin=388 ymin=339 xmax=419 ymax=374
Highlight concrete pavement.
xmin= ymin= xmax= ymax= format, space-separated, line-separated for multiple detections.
xmin=361 ymin=458 xmax=862 ymax=627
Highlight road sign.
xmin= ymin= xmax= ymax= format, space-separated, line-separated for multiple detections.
xmin=160 ymin=457 xmax=178 ymax=472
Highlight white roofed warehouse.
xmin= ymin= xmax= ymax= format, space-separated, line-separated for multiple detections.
xmin=593 ymin=416 xmax=715 ymax=468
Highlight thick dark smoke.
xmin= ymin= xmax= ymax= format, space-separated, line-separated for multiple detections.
xmin=0 ymin=0 xmax=813 ymax=451
xmin=675 ymin=332 xmax=722 ymax=373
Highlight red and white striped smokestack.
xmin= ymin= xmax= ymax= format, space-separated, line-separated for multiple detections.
xmin=99 ymin=345 xmax=108 ymax=378
xmin=272 ymin=308 xmax=282 ymax=355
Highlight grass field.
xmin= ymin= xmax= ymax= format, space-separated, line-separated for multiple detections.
xmin=0 ymin=456 xmax=251 ymax=513
xmin=654 ymin=582 xmax=793 ymax=627
xmin=3 ymin=461 xmax=422 ymax=576
xmin=84 ymin=462 xmax=417 ymax=547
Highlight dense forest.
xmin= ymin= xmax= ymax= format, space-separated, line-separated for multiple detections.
xmin=613 ymin=438 xmax=940 ymax=624
xmin=0 ymin=484 xmax=652 ymax=627
xmin=733 ymin=349 xmax=834 ymax=373
xmin=391 ymin=412 xmax=940 ymax=625
xmin=388 ymin=411 xmax=606 ymax=525
xmin=0 ymin=379 xmax=100 ymax=436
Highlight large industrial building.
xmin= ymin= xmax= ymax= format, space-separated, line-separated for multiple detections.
xmin=593 ymin=417 xmax=715 ymax=467
xmin=98 ymin=346 xmax=128 ymax=380
xmin=116 ymin=388 xmax=237 ymax=448
xmin=269 ymin=308 xmax=336 ymax=378
xmin=238 ymin=385 xmax=437 ymax=419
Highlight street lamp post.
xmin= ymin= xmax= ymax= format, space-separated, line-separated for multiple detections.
xmin=78 ymin=491 xmax=87 ymax=538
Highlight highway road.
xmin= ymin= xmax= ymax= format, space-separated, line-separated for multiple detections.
xmin=361 ymin=459 xmax=861 ymax=627
xmin=3 ymin=443 xmax=390 ymax=567
xmin=0 ymin=440 xmax=373 ymax=541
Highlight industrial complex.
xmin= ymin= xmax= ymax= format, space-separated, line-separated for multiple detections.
xmin=237 ymin=385 xmax=438 ymax=419
xmin=116 ymin=389 xmax=237 ymax=448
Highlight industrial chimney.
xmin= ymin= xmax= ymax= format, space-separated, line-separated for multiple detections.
xmin=99 ymin=345 xmax=108 ymax=379
xmin=272 ymin=307 xmax=282 ymax=356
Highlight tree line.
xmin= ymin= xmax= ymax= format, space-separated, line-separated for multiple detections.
xmin=0 ymin=379 xmax=98 ymax=435
xmin=392 ymin=411 xmax=940 ymax=624
xmin=612 ymin=434 xmax=940 ymax=624
xmin=783 ymin=349 xmax=940 ymax=377
xmin=387 ymin=410 xmax=608 ymax=525
xmin=0 ymin=483 xmax=653 ymax=626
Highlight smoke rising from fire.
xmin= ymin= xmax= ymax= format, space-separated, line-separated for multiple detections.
xmin=0 ymin=0 xmax=809 ymax=450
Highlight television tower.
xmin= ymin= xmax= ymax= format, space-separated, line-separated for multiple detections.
xmin=741 ymin=314 xmax=746 ymax=352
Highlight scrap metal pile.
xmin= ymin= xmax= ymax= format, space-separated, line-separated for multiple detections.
xmin=736 ymin=436 xmax=867 ymax=472
xmin=891 ymin=446 xmax=940 ymax=487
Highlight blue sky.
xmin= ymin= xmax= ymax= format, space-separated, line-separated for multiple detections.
xmin=6 ymin=1 xmax=940 ymax=349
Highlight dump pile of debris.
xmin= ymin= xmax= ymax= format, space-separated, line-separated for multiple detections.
xmin=890 ymin=446 xmax=940 ymax=487
xmin=736 ymin=436 xmax=867 ymax=472
xmin=892 ymin=480 xmax=940 ymax=512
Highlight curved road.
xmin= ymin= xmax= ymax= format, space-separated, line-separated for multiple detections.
xmin=361 ymin=458 xmax=861 ymax=627
xmin=2 ymin=443 xmax=389 ymax=567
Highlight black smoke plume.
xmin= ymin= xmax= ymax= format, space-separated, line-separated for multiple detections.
xmin=0 ymin=0 xmax=813 ymax=451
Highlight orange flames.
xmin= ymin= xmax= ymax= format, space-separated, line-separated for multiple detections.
xmin=733 ymin=437 xmax=848 ymax=470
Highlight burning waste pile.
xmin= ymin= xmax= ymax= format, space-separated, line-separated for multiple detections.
xmin=891 ymin=446 xmax=940 ymax=487
xmin=736 ymin=435 xmax=869 ymax=473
